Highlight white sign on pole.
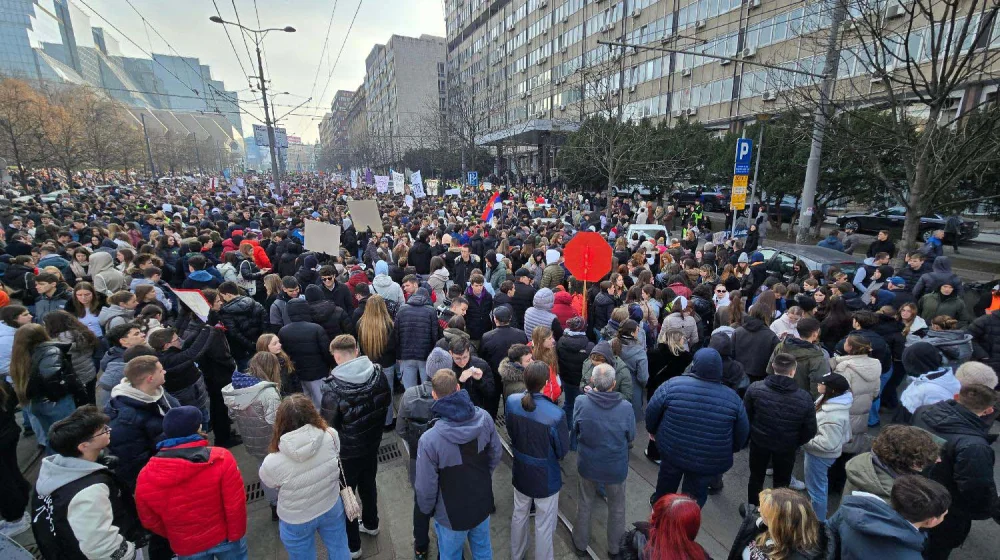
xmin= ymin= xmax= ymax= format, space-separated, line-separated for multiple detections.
xmin=411 ymin=171 xmax=425 ymax=198
xmin=350 ymin=170 xmax=358 ymax=189
xmin=208 ymin=177 xmax=218 ymax=190
xmin=170 ymin=288 xmax=211 ymax=323
xmin=303 ymin=220 xmax=341 ymax=255
xmin=347 ymin=200 xmax=384 ymax=233
xmin=404 ymin=195 xmax=414 ymax=210
xmin=391 ymin=171 xmax=405 ymax=194
xmin=252 ymin=124 xmax=269 ymax=146
xmin=374 ymin=175 xmax=389 ymax=194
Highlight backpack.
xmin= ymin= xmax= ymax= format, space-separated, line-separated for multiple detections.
xmin=38 ymin=343 xmax=83 ymax=403
xmin=402 ymin=384 xmax=437 ymax=455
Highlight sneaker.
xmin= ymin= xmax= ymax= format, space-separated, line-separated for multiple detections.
xmin=789 ymin=476 xmax=806 ymax=491
xmin=0 ymin=512 xmax=30 ymax=538
xmin=765 ymin=467 xmax=773 ymax=476
xmin=644 ymin=447 xmax=661 ymax=465
xmin=350 ymin=548 xmax=363 ymax=559
xmin=707 ymin=479 xmax=724 ymax=495
xmin=414 ymin=551 xmax=429 ymax=560
xmin=359 ymin=524 xmax=380 ymax=536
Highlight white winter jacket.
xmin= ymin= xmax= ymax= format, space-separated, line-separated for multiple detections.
xmin=259 ymin=424 xmax=342 ymax=524
xmin=803 ymin=393 xmax=853 ymax=459
xmin=900 ymin=368 xmax=961 ymax=413
xmin=831 ymin=354 xmax=881 ymax=453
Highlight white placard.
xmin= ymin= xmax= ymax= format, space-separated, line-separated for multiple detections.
xmin=347 ymin=199 xmax=383 ymax=233
xmin=404 ymin=195 xmax=414 ymax=210
xmin=392 ymin=171 xmax=404 ymax=194
xmin=170 ymin=288 xmax=211 ymax=323
xmin=374 ymin=175 xmax=389 ymax=194
xmin=445 ymin=188 xmax=461 ymax=196
xmin=411 ymin=170 xmax=423 ymax=196
xmin=350 ymin=170 xmax=358 ymax=189
xmin=303 ymin=220 xmax=341 ymax=255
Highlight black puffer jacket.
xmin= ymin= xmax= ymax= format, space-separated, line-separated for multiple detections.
xmin=556 ymin=331 xmax=594 ymax=388
xmin=478 ymin=325 xmax=529 ymax=376
xmin=408 ymin=240 xmax=433 ymax=275
xmin=744 ymin=374 xmax=818 ymax=453
xmin=277 ymin=299 xmax=332 ymax=382
xmin=393 ymin=289 xmax=440 ymax=361
xmin=590 ymin=291 xmax=616 ymax=332
xmin=510 ymin=283 xmax=537 ymax=330
xmin=732 ymin=316 xmax=779 ymax=381
xmin=967 ymin=310 xmax=1000 ymax=373
xmin=218 ymin=295 xmax=266 ymax=360
xmin=320 ymin=356 xmax=391 ymax=459
xmin=304 ymin=285 xmax=353 ymax=339
xmin=464 ymin=288 xmax=494 ymax=341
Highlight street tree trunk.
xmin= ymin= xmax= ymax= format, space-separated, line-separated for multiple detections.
xmin=900 ymin=106 xmax=941 ymax=261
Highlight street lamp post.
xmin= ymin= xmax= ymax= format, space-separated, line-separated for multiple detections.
xmin=209 ymin=15 xmax=294 ymax=190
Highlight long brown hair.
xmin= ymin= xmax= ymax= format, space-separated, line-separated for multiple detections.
xmin=357 ymin=295 xmax=393 ymax=361
xmin=69 ymin=282 xmax=103 ymax=317
xmin=256 ymin=334 xmax=294 ymax=373
xmin=43 ymin=310 xmax=100 ymax=350
xmin=268 ymin=394 xmax=328 ymax=454
xmin=10 ymin=324 xmax=51 ymax=404
xmin=530 ymin=326 xmax=559 ymax=375
xmin=248 ymin=352 xmax=282 ymax=391
xmin=520 ymin=362 xmax=550 ymax=412
xmin=755 ymin=488 xmax=821 ymax=560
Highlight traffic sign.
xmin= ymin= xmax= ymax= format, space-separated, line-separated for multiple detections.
xmin=732 ymin=175 xmax=748 ymax=188
xmin=731 ymin=174 xmax=748 ymax=210
xmin=467 ymin=171 xmax=479 ymax=187
xmin=734 ymin=138 xmax=753 ymax=175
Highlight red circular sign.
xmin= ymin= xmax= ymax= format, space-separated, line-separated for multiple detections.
xmin=564 ymin=232 xmax=613 ymax=282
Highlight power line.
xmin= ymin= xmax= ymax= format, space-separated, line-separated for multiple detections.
xmin=306 ymin=0 xmax=341 ymax=105
xmin=210 ymin=0 xmax=252 ymax=87
xmin=316 ymin=0 xmax=365 ymax=117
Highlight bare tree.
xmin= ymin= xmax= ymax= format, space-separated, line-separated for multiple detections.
xmin=0 ymin=78 xmax=51 ymax=185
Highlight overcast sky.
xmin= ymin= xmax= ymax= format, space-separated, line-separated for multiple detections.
xmin=83 ymin=0 xmax=447 ymax=143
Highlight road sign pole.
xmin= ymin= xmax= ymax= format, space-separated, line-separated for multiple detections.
xmin=748 ymin=119 xmax=766 ymax=226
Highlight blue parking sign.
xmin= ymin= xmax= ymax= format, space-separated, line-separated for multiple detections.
xmin=734 ymin=138 xmax=753 ymax=175
xmin=467 ymin=171 xmax=479 ymax=186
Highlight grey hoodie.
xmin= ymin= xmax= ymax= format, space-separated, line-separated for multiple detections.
xmin=372 ymin=274 xmax=405 ymax=304
xmin=331 ymin=355 xmax=375 ymax=384
xmin=98 ymin=305 xmax=133 ymax=331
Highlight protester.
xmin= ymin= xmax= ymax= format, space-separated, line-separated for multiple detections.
xmin=802 ymin=372 xmax=853 ymax=521
xmin=394 ymin=287 xmax=440 ymax=389
xmin=842 ymin=424 xmax=940 ymax=500
xmin=620 ymin=494 xmax=711 ymax=560
xmin=728 ymin=488 xmax=831 ymax=560
xmin=277 ymin=298 xmax=332 ymax=407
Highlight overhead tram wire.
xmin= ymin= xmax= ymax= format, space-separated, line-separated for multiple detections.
xmin=226 ymin=0 xmax=268 ymax=120
xmin=210 ymin=0 xmax=266 ymax=120
xmin=315 ymin=0 xmax=365 ymax=119
xmin=306 ymin=0 xmax=341 ymax=104
xmin=74 ymin=0 xmax=266 ymax=125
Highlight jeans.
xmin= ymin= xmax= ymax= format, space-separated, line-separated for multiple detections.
xmin=278 ymin=499 xmax=352 ymax=560
xmin=563 ymin=384 xmax=581 ymax=450
xmin=301 ymin=379 xmax=324 ymax=409
xmin=434 ymin=517 xmax=492 ymax=560
xmin=170 ymin=377 xmax=212 ymax=431
xmin=869 ymin=366 xmax=892 ymax=426
xmin=341 ymin=452 xmax=380 ymax=553
xmin=573 ymin=478 xmax=626 ymax=555
xmin=653 ymin=458 xmax=713 ymax=507
xmin=27 ymin=396 xmax=76 ymax=453
xmin=382 ymin=364 xmax=396 ymax=425
xmin=177 ymin=538 xmax=248 ymax=560
xmin=747 ymin=441 xmax=797 ymax=506
xmin=804 ymin=453 xmax=836 ymax=521
xmin=399 ymin=359 xmax=427 ymax=389
xmin=511 ymin=489 xmax=559 ymax=560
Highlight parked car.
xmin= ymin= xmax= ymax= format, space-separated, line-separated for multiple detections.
xmin=612 ymin=183 xmax=654 ymax=197
xmin=670 ymin=186 xmax=730 ymax=211
xmin=758 ymin=244 xmax=863 ymax=283
xmin=835 ymin=206 xmax=980 ymax=242
xmin=626 ymin=224 xmax=669 ymax=244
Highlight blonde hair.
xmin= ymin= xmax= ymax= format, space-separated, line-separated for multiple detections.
xmin=756 ymin=488 xmax=821 ymax=560
xmin=357 ymin=295 xmax=393 ymax=361
xmin=263 ymin=274 xmax=282 ymax=297
xmin=248 ymin=352 xmax=282 ymax=391
xmin=663 ymin=329 xmax=687 ymax=356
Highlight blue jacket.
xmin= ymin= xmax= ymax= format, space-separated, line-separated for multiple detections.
xmin=829 ymin=493 xmax=927 ymax=559
xmin=817 ymin=235 xmax=846 ymax=252
xmin=0 ymin=322 xmax=15 ymax=375
xmin=573 ymin=390 xmax=635 ymax=484
xmin=645 ymin=348 xmax=749 ymax=475
xmin=415 ymin=390 xmax=502 ymax=530
xmin=105 ymin=386 xmax=181 ymax=488
xmin=505 ymin=392 xmax=570 ymax=498
xmin=393 ymin=289 xmax=441 ymax=361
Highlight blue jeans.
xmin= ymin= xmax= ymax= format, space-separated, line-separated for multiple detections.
xmin=27 ymin=396 xmax=76 ymax=453
xmin=435 ymin=517 xmax=492 ymax=560
xmin=279 ymin=499 xmax=352 ymax=560
xmin=399 ymin=359 xmax=427 ymax=389
xmin=805 ymin=453 xmax=836 ymax=521
xmin=177 ymin=537 xmax=248 ymax=559
xmin=382 ymin=364 xmax=396 ymax=425
xmin=653 ymin=458 xmax=713 ymax=507
xmin=563 ymin=384 xmax=581 ymax=450
xmin=869 ymin=365 xmax=892 ymax=426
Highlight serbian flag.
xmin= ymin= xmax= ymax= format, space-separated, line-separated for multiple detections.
xmin=481 ymin=192 xmax=503 ymax=222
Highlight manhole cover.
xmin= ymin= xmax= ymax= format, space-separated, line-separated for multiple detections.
xmin=245 ymin=481 xmax=266 ymax=504
xmin=377 ymin=442 xmax=402 ymax=464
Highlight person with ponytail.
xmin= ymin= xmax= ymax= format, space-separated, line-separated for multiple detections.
xmin=620 ymin=494 xmax=710 ymax=560
xmin=505 ymin=361 xmax=570 ymax=560
xmin=802 ymin=372 xmax=853 ymax=521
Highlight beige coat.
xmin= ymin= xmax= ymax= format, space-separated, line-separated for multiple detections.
xmin=830 ymin=354 xmax=881 ymax=454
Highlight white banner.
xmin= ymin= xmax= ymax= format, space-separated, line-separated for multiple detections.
xmin=445 ymin=188 xmax=461 ymax=196
xmin=374 ymin=175 xmax=389 ymax=194
xmin=411 ymin=171 xmax=424 ymax=198
xmin=391 ymin=171 xmax=404 ymax=194
xmin=303 ymin=220 xmax=341 ymax=255
xmin=350 ymin=169 xmax=358 ymax=189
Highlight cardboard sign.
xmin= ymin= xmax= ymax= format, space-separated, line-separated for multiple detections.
xmin=303 ymin=220 xmax=341 ymax=255
xmin=411 ymin=171 xmax=424 ymax=198
xmin=347 ymin=199 xmax=383 ymax=233
xmin=170 ymin=288 xmax=211 ymax=323
xmin=374 ymin=175 xmax=389 ymax=194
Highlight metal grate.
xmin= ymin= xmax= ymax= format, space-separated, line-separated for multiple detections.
xmin=495 ymin=414 xmax=506 ymax=428
xmin=245 ymin=481 xmax=266 ymax=504
xmin=24 ymin=543 xmax=43 ymax=560
xmin=377 ymin=442 xmax=402 ymax=464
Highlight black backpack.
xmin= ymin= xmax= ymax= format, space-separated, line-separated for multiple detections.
xmin=402 ymin=384 xmax=437 ymax=455
xmin=38 ymin=342 xmax=83 ymax=404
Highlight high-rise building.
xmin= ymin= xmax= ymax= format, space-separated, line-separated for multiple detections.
xmin=318 ymin=89 xmax=355 ymax=165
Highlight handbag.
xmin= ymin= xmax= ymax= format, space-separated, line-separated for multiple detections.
xmin=338 ymin=456 xmax=362 ymax=522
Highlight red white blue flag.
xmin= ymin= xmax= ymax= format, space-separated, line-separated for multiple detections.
xmin=481 ymin=192 xmax=502 ymax=222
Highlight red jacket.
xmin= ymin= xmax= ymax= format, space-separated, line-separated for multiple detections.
xmin=552 ymin=291 xmax=579 ymax=328
xmin=135 ymin=438 xmax=247 ymax=556
xmin=240 ymin=240 xmax=272 ymax=270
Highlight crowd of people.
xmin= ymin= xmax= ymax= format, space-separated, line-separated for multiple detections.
xmin=0 ymin=171 xmax=997 ymax=560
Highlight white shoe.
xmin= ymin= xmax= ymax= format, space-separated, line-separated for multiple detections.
xmin=789 ymin=476 xmax=806 ymax=491
xmin=359 ymin=524 xmax=380 ymax=536
xmin=0 ymin=512 xmax=30 ymax=537
xmin=350 ymin=548 xmax=363 ymax=559
xmin=765 ymin=468 xmax=773 ymax=476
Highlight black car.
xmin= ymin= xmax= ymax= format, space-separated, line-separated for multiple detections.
xmin=835 ymin=206 xmax=979 ymax=243
xmin=670 ymin=186 xmax=730 ymax=211
xmin=758 ymin=244 xmax=863 ymax=281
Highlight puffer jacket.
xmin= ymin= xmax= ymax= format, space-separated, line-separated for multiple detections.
xmin=589 ymin=291 xmax=616 ymax=332
xmin=427 ymin=268 xmax=450 ymax=305
xmin=556 ymin=331 xmax=594 ymax=388
xmin=304 ymin=285 xmax=353 ymax=339
xmin=900 ymin=367 xmax=961 ymax=414
xmin=258 ymin=424 xmax=342 ymax=525
xmin=105 ymin=382 xmax=181 ymax=487
xmin=34 ymin=285 xmax=72 ymax=323
xmin=551 ymin=291 xmax=578 ymax=327
xmin=966 ymin=310 xmax=1000 ymax=372
xmin=408 ymin=241 xmax=433 ymax=275
xmin=134 ymin=437 xmax=246 ymax=556
xmin=511 ymin=283 xmax=537 ymax=329
xmin=221 ymin=371 xmax=280 ymax=461
xmin=393 ymin=289 xmax=441 ymax=361
xmin=918 ymin=290 xmax=974 ymax=328
xmin=56 ymin=330 xmax=98 ymax=386
xmin=277 ymin=299 xmax=333 ymax=382
xmin=523 ymin=288 xmax=563 ymax=339
xmin=463 ymin=286 xmax=493 ymax=340
xmin=830 ymin=354 xmax=881 ymax=454
xmin=505 ymin=391 xmax=569 ymax=498
xmin=539 ymin=263 xmax=565 ymax=289
xmin=744 ymin=374 xmax=817 ymax=452
xmin=843 ymin=451 xmax=899 ymax=501
xmin=320 ymin=355 xmax=391 ymax=460
xmin=661 ymin=312 xmax=700 ymax=347
xmin=645 ymin=348 xmax=749 ymax=474
xmin=218 ymin=295 xmax=266 ymax=360
xmin=732 ymin=316 xmax=779 ymax=380
xmin=803 ymin=393 xmax=853 ymax=459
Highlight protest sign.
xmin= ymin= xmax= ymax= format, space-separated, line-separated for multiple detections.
xmin=170 ymin=288 xmax=211 ymax=323
xmin=303 ymin=220 xmax=341 ymax=256
xmin=411 ymin=171 xmax=425 ymax=198
xmin=350 ymin=169 xmax=358 ymax=189
xmin=404 ymin=195 xmax=414 ymax=210
xmin=374 ymin=175 xmax=389 ymax=194
xmin=445 ymin=188 xmax=461 ymax=196
xmin=347 ymin=200 xmax=383 ymax=233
